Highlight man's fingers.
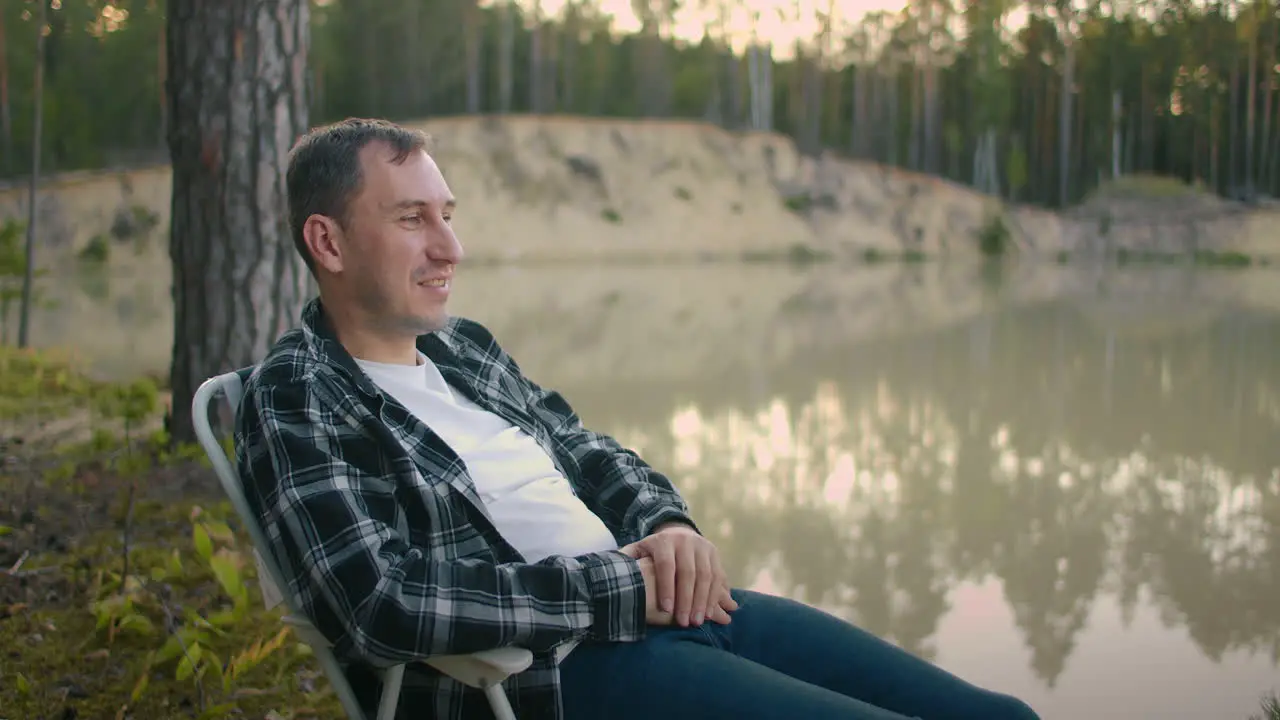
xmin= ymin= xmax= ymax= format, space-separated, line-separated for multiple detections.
xmin=718 ymin=585 xmax=739 ymax=612
xmin=691 ymin=549 xmax=714 ymax=626
xmin=650 ymin=540 xmax=677 ymax=615
xmin=707 ymin=603 xmax=732 ymax=625
xmin=674 ymin=542 xmax=697 ymax=626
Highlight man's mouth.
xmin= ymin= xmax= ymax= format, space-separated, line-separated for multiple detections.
xmin=420 ymin=278 xmax=449 ymax=287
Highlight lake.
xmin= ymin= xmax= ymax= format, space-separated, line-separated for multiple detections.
xmin=17 ymin=256 xmax=1280 ymax=720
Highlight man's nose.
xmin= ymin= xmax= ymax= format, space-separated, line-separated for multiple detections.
xmin=431 ymin=226 xmax=464 ymax=265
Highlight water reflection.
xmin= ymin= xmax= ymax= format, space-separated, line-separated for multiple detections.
xmin=552 ymin=299 xmax=1279 ymax=719
xmin=21 ymin=251 xmax=1280 ymax=718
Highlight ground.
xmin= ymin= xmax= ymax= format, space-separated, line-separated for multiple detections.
xmin=0 ymin=347 xmax=344 ymax=719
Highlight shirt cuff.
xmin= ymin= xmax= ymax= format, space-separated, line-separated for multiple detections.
xmin=578 ymin=551 xmax=647 ymax=643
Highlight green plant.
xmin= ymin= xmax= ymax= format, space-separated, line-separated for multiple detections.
xmin=0 ymin=347 xmax=339 ymax=718
xmin=1250 ymin=691 xmax=1280 ymax=720
xmin=0 ymin=219 xmax=51 ymax=345
xmin=85 ymin=505 xmax=296 ymax=716
xmin=976 ymin=212 xmax=1012 ymax=257
xmin=783 ymin=193 xmax=812 ymax=213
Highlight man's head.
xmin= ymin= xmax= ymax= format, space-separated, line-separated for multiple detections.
xmin=287 ymin=118 xmax=463 ymax=342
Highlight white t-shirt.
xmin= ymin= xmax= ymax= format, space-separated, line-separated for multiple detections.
xmin=354 ymin=352 xmax=620 ymax=564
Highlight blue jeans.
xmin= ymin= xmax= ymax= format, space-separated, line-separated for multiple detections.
xmin=560 ymin=589 xmax=1040 ymax=720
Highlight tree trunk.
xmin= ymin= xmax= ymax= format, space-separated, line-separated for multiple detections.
xmin=464 ymin=0 xmax=482 ymax=114
xmin=166 ymin=0 xmax=311 ymax=443
xmin=0 ymin=9 xmax=12 ymax=173
xmin=1228 ymin=59 xmax=1239 ymax=191
xmin=1245 ymin=21 xmax=1258 ymax=192
xmin=498 ymin=1 xmax=515 ymax=113
xmin=1059 ymin=37 xmax=1074 ymax=206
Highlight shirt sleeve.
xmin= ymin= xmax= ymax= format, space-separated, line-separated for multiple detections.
xmin=237 ymin=375 xmax=648 ymax=667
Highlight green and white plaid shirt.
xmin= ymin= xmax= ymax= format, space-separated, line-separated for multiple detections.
xmin=236 ymin=298 xmax=697 ymax=719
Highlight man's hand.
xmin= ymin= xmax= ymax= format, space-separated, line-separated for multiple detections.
xmin=636 ymin=556 xmax=734 ymax=627
xmin=623 ymin=524 xmax=738 ymax=627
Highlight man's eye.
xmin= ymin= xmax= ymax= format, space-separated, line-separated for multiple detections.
xmin=442 ymin=214 xmax=453 ymax=224
xmin=401 ymin=214 xmax=422 ymax=223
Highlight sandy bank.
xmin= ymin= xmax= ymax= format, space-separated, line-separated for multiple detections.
xmin=2 ymin=115 xmax=1275 ymax=264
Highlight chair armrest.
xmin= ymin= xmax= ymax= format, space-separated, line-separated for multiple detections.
xmin=424 ymin=647 xmax=535 ymax=689
xmin=284 ymin=612 xmax=532 ymax=690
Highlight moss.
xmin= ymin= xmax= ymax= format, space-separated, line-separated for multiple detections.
xmin=601 ymin=208 xmax=622 ymax=224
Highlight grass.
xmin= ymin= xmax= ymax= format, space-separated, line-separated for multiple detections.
xmin=1252 ymin=692 xmax=1280 ymax=720
xmin=1083 ymin=173 xmax=1213 ymax=202
xmin=0 ymin=345 xmax=343 ymax=719
xmin=1109 ymin=248 xmax=1257 ymax=267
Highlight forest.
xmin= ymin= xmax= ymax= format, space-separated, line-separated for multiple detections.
xmin=0 ymin=0 xmax=1277 ymax=208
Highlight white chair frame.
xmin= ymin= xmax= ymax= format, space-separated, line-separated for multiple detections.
xmin=192 ymin=369 xmax=533 ymax=720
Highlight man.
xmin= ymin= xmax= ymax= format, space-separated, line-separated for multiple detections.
xmin=237 ymin=117 xmax=1040 ymax=720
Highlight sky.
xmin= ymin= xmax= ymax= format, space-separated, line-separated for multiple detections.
xmin=503 ymin=0 xmax=915 ymax=57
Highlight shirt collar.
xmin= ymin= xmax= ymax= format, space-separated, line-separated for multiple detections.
xmin=299 ymin=297 xmax=462 ymax=399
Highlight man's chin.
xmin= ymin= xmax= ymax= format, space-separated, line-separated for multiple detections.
xmin=416 ymin=311 xmax=450 ymax=335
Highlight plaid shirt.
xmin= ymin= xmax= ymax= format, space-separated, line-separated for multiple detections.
xmin=236 ymin=298 xmax=697 ymax=719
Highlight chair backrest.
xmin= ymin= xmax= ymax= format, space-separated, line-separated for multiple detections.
xmin=192 ymin=368 xmax=378 ymax=720
xmin=191 ymin=368 xmax=289 ymax=611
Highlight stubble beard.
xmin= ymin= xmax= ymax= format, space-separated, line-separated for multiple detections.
xmin=356 ymin=275 xmax=447 ymax=339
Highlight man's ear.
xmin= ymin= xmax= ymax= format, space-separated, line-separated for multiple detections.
xmin=302 ymin=214 xmax=346 ymax=275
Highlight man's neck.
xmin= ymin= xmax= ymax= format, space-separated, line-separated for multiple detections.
xmin=342 ymin=331 xmax=420 ymax=366
xmin=321 ymin=297 xmax=420 ymax=366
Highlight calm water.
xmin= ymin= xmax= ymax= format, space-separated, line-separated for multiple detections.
xmin=19 ymin=258 xmax=1280 ymax=720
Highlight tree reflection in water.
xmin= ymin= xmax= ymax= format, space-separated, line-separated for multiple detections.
xmin=568 ymin=299 xmax=1279 ymax=696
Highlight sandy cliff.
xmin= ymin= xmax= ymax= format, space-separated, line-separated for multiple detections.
xmin=2 ymin=115 xmax=1275 ymax=264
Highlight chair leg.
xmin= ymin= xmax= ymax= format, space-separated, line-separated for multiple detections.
xmin=376 ymin=664 xmax=406 ymax=720
xmin=483 ymin=682 xmax=517 ymax=720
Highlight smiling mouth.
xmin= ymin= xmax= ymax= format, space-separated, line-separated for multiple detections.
xmin=420 ymin=278 xmax=449 ymax=288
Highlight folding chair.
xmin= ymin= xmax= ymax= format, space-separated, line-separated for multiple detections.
xmin=192 ymin=368 xmax=534 ymax=720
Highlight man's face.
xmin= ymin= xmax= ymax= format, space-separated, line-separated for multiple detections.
xmin=337 ymin=144 xmax=463 ymax=335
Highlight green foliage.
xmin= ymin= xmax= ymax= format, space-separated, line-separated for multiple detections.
xmin=79 ymin=234 xmax=111 ymax=263
xmin=1251 ymin=692 xmax=1280 ymax=720
xmin=783 ymin=193 xmax=813 ymax=213
xmin=977 ymin=211 xmax=1012 ymax=257
xmin=0 ymin=350 xmax=340 ymax=718
xmin=86 ymin=506 xmax=287 ymax=705
xmin=1088 ymin=174 xmax=1210 ymax=202
xmin=0 ymin=344 xmax=96 ymax=420
xmin=5 ymin=0 xmax=1279 ymax=208
xmin=0 ymin=219 xmax=51 ymax=345
xmin=1193 ymin=250 xmax=1253 ymax=267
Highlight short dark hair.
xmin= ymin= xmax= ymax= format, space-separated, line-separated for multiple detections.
xmin=286 ymin=118 xmax=431 ymax=273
